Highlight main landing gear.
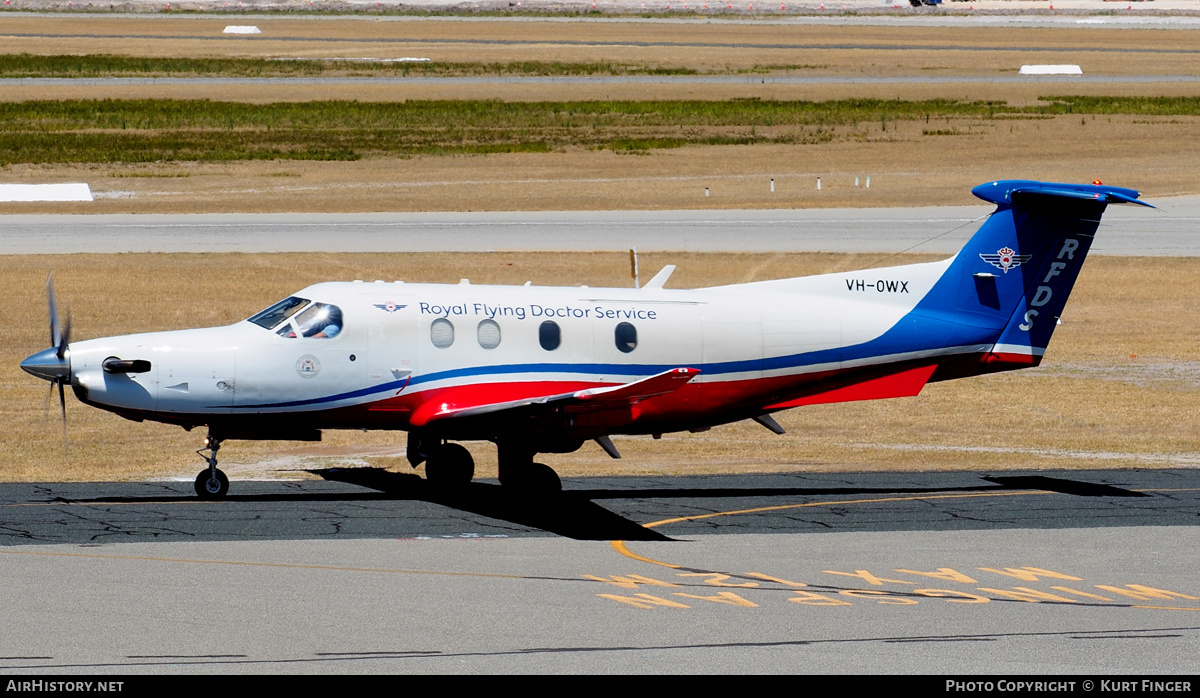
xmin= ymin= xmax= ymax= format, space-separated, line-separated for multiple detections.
xmin=194 ymin=433 xmax=229 ymax=500
xmin=424 ymin=442 xmax=475 ymax=487
xmin=408 ymin=433 xmax=563 ymax=494
xmin=497 ymin=441 xmax=562 ymax=494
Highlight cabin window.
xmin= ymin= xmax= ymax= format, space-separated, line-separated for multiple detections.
xmin=538 ymin=321 xmax=561 ymax=351
xmin=248 ymin=296 xmax=309 ymax=330
xmin=614 ymin=322 xmax=637 ymax=353
xmin=477 ymin=319 xmax=501 ymax=350
xmin=430 ymin=318 xmax=455 ymax=348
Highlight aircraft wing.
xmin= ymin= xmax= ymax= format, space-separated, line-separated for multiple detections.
xmin=409 ymin=367 xmax=699 ymax=429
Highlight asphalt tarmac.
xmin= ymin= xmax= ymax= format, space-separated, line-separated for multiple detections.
xmin=1 ymin=469 xmax=1197 ymax=545
xmin=1 ymin=470 xmax=1197 ymax=674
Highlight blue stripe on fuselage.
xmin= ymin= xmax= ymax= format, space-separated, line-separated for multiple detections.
xmin=228 ymin=310 xmax=998 ymax=409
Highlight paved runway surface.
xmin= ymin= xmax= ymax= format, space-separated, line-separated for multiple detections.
xmin=4 ymin=198 xmax=1199 ymax=255
xmin=1 ymin=470 xmax=1198 ymax=673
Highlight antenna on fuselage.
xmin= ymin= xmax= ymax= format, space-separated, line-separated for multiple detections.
xmin=630 ymin=248 xmax=640 ymax=289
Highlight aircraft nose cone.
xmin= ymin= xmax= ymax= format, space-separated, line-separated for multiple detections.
xmin=20 ymin=347 xmax=70 ymax=382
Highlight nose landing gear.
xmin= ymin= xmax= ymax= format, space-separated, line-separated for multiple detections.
xmin=194 ymin=434 xmax=229 ymax=500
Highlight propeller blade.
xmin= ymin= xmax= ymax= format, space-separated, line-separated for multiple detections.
xmin=58 ymin=380 xmax=68 ymax=452
xmin=47 ymin=273 xmax=61 ymax=350
xmin=58 ymin=306 xmax=72 ymax=361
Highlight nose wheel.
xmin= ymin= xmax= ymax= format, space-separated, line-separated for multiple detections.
xmin=194 ymin=434 xmax=229 ymax=500
xmin=194 ymin=468 xmax=229 ymax=499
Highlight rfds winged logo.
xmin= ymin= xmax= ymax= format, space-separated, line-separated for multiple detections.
xmin=374 ymin=302 xmax=407 ymax=313
xmin=980 ymin=246 xmax=1032 ymax=273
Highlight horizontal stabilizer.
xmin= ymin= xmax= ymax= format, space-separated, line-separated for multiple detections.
xmin=972 ymin=180 xmax=1152 ymax=210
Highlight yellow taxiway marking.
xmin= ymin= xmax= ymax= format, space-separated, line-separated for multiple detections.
xmin=612 ymin=489 xmax=1052 ymax=567
xmin=0 ymin=547 xmax=527 ymax=580
xmin=610 ymin=540 xmax=683 ymax=569
xmin=642 ymin=490 xmax=1044 ymax=530
xmin=610 ymin=486 xmax=1200 ymax=567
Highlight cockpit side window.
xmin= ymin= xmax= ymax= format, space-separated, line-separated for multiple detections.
xmin=293 ymin=302 xmax=344 ymax=339
xmin=248 ymin=296 xmax=309 ymax=330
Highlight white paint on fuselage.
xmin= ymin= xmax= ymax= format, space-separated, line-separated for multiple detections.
xmin=68 ymin=256 xmax=955 ymax=420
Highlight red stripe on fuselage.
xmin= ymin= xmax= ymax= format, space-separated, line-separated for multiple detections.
xmin=89 ymin=354 xmax=987 ymax=437
xmin=764 ymin=364 xmax=937 ymax=409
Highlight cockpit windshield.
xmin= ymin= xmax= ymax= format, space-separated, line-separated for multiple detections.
xmin=248 ymin=296 xmax=309 ymax=330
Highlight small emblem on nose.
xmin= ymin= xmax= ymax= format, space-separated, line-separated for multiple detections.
xmin=296 ymin=354 xmax=321 ymax=378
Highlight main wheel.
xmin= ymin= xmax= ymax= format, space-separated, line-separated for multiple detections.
xmin=194 ymin=468 xmax=229 ymax=500
xmin=502 ymin=462 xmax=562 ymax=495
xmin=425 ymin=443 xmax=475 ymax=487
xmin=528 ymin=463 xmax=562 ymax=493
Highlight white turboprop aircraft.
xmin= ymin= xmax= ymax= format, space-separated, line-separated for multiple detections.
xmin=21 ymin=180 xmax=1151 ymax=499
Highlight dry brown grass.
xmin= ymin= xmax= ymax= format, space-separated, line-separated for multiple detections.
xmin=3 ymin=251 xmax=1198 ymax=484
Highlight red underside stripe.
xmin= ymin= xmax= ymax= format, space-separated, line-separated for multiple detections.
xmin=765 ymin=364 xmax=938 ymax=409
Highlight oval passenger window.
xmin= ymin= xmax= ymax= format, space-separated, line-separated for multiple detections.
xmin=614 ymin=322 xmax=637 ymax=353
xmin=539 ymin=321 xmax=561 ymax=351
xmin=477 ymin=319 xmax=501 ymax=350
xmin=430 ymin=318 xmax=455 ymax=348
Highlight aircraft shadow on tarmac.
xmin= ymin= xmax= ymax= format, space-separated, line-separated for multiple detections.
xmin=61 ymin=470 xmax=1149 ymax=542
xmin=310 ymin=467 xmax=674 ymax=542
xmin=309 ymin=469 xmax=1150 ymax=541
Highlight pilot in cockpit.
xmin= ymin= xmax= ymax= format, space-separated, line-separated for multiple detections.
xmin=250 ymin=297 xmax=344 ymax=340
xmin=294 ymin=302 xmax=343 ymax=339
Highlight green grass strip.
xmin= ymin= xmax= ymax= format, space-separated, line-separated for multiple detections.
xmin=0 ymin=96 xmax=1194 ymax=165
xmin=0 ymin=54 xmax=699 ymax=78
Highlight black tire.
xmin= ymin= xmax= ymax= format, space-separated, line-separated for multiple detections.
xmin=425 ymin=443 xmax=475 ymax=487
xmin=194 ymin=468 xmax=229 ymax=500
xmin=503 ymin=462 xmax=562 ymax=495
xmin=529 ymin=463 xmax=562 ymax=493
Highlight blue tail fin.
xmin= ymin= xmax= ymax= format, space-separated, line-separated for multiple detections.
xmin=924 ymin=180 xmax=1151 ymax=376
